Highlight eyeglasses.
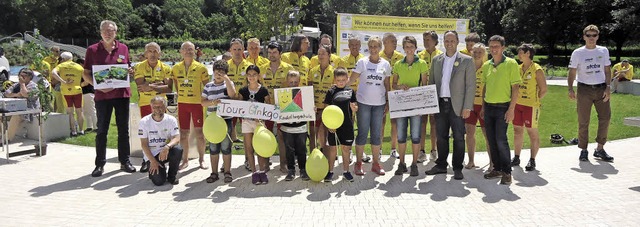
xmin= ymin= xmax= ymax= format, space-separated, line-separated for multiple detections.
xmin=585 ymin=34 xmax=598 ymax=38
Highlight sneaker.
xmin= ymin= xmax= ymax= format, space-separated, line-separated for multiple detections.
xmin=500 ymin=173 xmax=512 ymax=185
xmin=394 ymin=163 xmax=407 ymax=175
xmin=354 ymin=162 xmax=365 ymax=175
xmin=324 ymin=172 xmax=334 ymax=182
xmin=579 ymin=149 xmax=589 ymax=161
xmin=362 ymin=154 xmax=371 ymax=163
xmin=429 ymin=150 xmax=438 ymax=160
xmin=525 ymin=159 xmax=536 ymax=171
xmin=484 ymin=170 xmax=503 ymax=179
xmin=390 ymin=149 xmax=399 ymax=158
xmin=511 ymin=156 xmax=520 ymax=166
xmin=409 ymin=164 xmax=419 ymax=176
xmin=285 ymin=169 xmax=295 ymax=181
xmin=417 ymin=150 xmax=427 ymax=163
xmin=251 ymin=172 xmax=261 ymax=185
xmin=260 ymin=172 xmax=269 ymax=184
xmin=343 ymin=171 xmax=354 ymax=182
xmin=371 ymin=162 xmax=385 ymax=175
xmin=244 ymin=160 xmax=251 ymax=172
xmin=300 ymin=169 xmax=310 ymax=181
xmin=593 ymin=149 xmax=614 ymax=162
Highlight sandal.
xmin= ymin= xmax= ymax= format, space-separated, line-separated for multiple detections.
xmin=206 ymin=172 xmax=219 ymax=183
xmin=223 ymin=172 xmax=233 ymax=183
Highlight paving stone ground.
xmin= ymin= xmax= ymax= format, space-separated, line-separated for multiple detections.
xmin=1 ymin=137 xmax=639 ymax=226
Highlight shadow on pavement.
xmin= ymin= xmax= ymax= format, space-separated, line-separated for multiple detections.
xmin=29 ymin=170 xmax=119 ymax=197
xmin=463 ymin=169 xmax=521 ymax=203
xmin=629 ymin=186 xmax=640 ymax=192
xmin=512 ymin=167 xmax=549 ymax=187
xmin=570 ymin=160 xmax=618 ymax=179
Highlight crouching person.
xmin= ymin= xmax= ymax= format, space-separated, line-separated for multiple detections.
xmin=139 ymin=96 xmax=183 ymax=185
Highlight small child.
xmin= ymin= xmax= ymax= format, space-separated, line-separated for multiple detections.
xmin=202 ymin=60 xmax=237 ymax=183
xmin=279 ymin=71 xmax=310 ymax=181
xmin=323 ymin=67 xmax=358 ymax=182
xmin=238 ymin=65 xmax=271 ymax=185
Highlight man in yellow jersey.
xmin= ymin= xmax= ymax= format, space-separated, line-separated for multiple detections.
xmin=44 ymin=46 xmax=67 ymax=113
xmin=481 ymin=35 xmax=521 ymax=185
xmin=309 ymin=44 xmax=335 ymax=154
xmin=44 ymin=46 xmax=61 ymax=69
xmin=460 ymin=32 xmax=488 ymax=62
xmin=340 ymin=34 xmax=364 ymax=92
xmin=134 ymin=42 xmax=173 ymax=173
xmin=611 ymin=59 xmax=634 ymax=93
xmin=172 ymin=41 xmax=210 ymax=170
xmin=417 ymin=30 xmax=442 ymax=163
xmin=227 ymin=38 xmax=253 ymax=143
xmin=260 ymin=41 xmax=294 ymax=173
xmin=310 ymin=34 xmax=343 ymax=69
xmin=510 ymin=43 xmax=547 ymax=171
xmin=247 ymin=38 xmax=269 ymax=66
xmin=282 ymin=34 xmax=311 ymax=86
xmin=380 ymin=32 xmax=404 ymax=159
xmin=52 ymin=52 xmax=85 ymax=136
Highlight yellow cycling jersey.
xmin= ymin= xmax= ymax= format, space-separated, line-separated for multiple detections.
xmin=54 ymin=61 xmax=84 ymax=96
xmin=517 ymin=63 xmax=544 ymax=107
xmin=227 ymin=59 xmax=254 ymax=89
xmin=418 ymin=49 xmax=443 ymax=74
xmin=340 ymin=53 xmax=364 ymax=91
xmin=259 ymin=61 xmax=294 ymax=97
xmin=246 ymin=55 xmax=269 ymax=67
xmin=172 ymin=61 xmax=209 ymax=104
xmin=473 ymin=67 xmax=485 ymax=105
xmin=134 ymin=60 xmax=172 ymax=106
xmin=380 ymin=50 xmax=404 ymax=88
xmin=281 ymin=52 xmax=310 ymax=86
xmin=309 ymin=64 xmax=335 ymax=108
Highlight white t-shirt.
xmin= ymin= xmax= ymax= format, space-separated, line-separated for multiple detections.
xmin=138 ymin=114 xmax=180 ymax=157
xmin=353 ymin=57 xmax=392 ymax=105
xmin=568 ymin=45 xmax=611 ymax=85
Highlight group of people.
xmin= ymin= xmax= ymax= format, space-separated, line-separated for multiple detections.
xmin=18 ymin=20 xmax=617 ymax=187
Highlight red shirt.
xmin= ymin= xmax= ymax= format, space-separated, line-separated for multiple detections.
xmin=83 ymin=40 xmax=131 ymax=101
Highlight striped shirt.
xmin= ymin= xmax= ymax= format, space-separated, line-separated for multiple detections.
xmin=202 ymin=80 xmax=233 ymax=117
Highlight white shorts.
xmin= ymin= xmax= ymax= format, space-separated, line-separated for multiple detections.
xmin=241 ymin=119 xmax=259 ymax=134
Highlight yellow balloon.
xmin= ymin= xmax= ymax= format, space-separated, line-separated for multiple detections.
xmin=203 ymin=113 xmax=227 ymax=143
xmin=305 ymin=148 xmax=329 ymax=182
xmin=322 ymin=105 xmax=344 ymax=130
xmin=252 ymin=126 xmax=277 ymax=158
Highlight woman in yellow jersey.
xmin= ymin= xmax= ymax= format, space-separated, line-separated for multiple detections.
xmin=511 ymin=44 xmax=547 ymax=171
xmin=282 ymin=34 xmax=311 ymax=86
xmin=309 ymin=44 xmax=334 ymax=157
xmin=464 ymin=43 xmax=491 ymax=170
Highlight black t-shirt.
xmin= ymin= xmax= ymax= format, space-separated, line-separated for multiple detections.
xmin=323 ymin=85 xmax=357 ymax=126
xmin=239 ymin=85 xmax=269 ymax=103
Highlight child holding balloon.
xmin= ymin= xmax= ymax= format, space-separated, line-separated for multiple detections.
xmin=323 ymin=67 xmax=358 ymax=182
xmin=237 ymin=65 xmax=272 ymax=185
xmin=280 ymin=71 xmax=311 ymax=181
xmin=202 ymin=60 xmax=237 ymax=183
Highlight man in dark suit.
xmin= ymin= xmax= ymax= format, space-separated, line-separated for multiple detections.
xmin=425 ymin=31 xmax=476 ymax=180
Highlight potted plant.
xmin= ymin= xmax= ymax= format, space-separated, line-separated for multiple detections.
xmin=24 ymin=32 xmax=54 ymax=156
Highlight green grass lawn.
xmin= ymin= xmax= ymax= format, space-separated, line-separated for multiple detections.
xmin=59 ymin=85 xmax=640 ymax=155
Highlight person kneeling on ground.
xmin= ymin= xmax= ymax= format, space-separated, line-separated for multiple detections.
xmin=139 ymin=96 xmax=183 ymax=186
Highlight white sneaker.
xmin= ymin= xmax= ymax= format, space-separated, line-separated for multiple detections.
xmin=390 ymin=149 xmax=399 ymax=158
xmin=430 ymin=150 xmax=438 ymax=160
xmin=417 ymin=150 xmax=427 ymax=163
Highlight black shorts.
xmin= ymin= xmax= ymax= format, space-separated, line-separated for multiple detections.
xmin=327 ymin=123 xmax=354 ymax=146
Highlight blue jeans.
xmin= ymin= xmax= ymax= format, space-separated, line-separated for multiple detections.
xmin=484 ymin=103 xmax=511 ymax=174
xmin=355 ymin=102 xmax=385 ymax=146
xmin=396 ymin=115 xmax=422 ymax=144
xmin=209 ymin=118 xmax=233 ymax=155
xmin=434 ymin=100 xmax=466 ymax=170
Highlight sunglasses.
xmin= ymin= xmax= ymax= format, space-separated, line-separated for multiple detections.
xmin=585 ymin=34 xmax=598 ymax=38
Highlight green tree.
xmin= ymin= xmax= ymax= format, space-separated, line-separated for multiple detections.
xmin=607 ymin=0 xmax=640 ymax=61
xmin=162 ymin=0 xmax=209 ymax=39
xmin=226 ymin=0 xmax=309 ymax=41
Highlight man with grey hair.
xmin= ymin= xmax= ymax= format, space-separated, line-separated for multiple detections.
xmin=82 ymin=20 xmax=136 ymax=177
xmin=52 ymin=52 xmax=86 ymax=136
xmin=134 ymin=42 xmax=173 ymax=172
xmin=139 ymin=96 xmax=183 ymax=185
